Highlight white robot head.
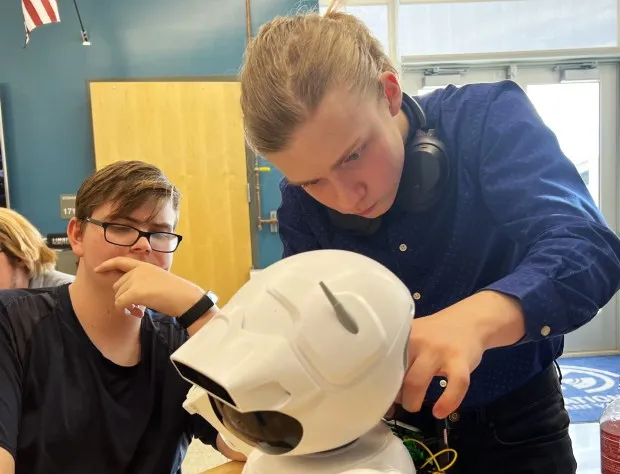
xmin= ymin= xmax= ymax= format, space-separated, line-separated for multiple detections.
xmin=171 ymin=249 xmax=414 ymax=457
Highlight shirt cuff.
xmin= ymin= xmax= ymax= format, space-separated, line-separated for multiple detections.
xmin=481 ymin=270 xmax=568 ymax=343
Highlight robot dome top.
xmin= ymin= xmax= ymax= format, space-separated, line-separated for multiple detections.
xmin=171 ymin=249 xmax=415 ymax=457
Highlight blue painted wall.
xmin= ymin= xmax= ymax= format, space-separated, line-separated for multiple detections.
xmin=0 ymin=0 xmax=316 ymax=269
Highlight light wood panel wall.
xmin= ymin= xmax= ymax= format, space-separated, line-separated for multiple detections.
xmin=89 ymin=81 xmax=252 ymax=305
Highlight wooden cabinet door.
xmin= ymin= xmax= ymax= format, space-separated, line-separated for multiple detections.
xmin=89 ymin=81 xmax=252 ymax=305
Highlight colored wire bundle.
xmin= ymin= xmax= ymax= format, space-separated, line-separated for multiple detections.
xmin=403 ymin=436 xmax=457 ymax=473
xmin=384 ymin=418 xmax=458 ymax=473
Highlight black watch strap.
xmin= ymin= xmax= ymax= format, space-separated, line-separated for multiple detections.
xmin=177 ymin=291 xmax=218 ymax=329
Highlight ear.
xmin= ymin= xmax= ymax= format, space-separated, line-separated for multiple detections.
xmin=379 ymin=71 xmax=403 ymax=117
xmin=67 ymin=217 xmax=85 ymax=258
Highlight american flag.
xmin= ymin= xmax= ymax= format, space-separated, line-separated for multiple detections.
xmin=22 ymin=0 xmax=61 ymax=45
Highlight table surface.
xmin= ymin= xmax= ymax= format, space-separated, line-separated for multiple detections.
xmin=201 ymin=461 xmax=245 ymax=474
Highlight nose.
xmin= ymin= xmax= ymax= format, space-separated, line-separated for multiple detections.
xmin=131 ymin=236 xmax=152 ymax=254
xmin=333 ymin=176 xmax=366 ymax=213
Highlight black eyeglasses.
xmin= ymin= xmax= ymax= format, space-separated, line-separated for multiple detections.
xmin=85 ymin=217 xmax=183 ymax=253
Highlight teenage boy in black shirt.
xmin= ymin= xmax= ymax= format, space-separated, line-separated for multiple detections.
xmin=0 ymin=161 xmax=243 ymax=474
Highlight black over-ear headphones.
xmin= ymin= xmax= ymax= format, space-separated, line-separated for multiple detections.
xmin=325 ymin=93 xmax=450 ymax=235
xmin=397 ymin=93 xmax=450 ymax=213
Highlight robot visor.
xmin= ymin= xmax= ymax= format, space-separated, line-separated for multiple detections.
xmin=210 ymin=396 xmax=303 ymax=455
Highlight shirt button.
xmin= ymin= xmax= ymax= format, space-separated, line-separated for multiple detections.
xmin=399 ymin=243 xmax=407 ymax=252
xmin=541 ymin=326 xmax=551 ymax=337
xmin=449 ymin=412 xmax=460 ymax=422
xmin=439 ymin=379 xmax=447 ymax=388
xmin=413 ymin=292 xmax=421 ymax=301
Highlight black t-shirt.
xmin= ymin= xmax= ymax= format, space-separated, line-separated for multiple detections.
xmin=0 ymin=284 xmax=218 ymax=474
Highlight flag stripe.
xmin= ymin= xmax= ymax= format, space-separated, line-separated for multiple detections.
xmin=40 ymin=0 xmax=58 ymax=22
xmin=31 ymin=1 xmax=50 ymax=23
xmin=22 ymin=0 xmax=43 ymax=27
xmin=22 ymin=2 xmax=36 ymax=32
xmin=22 ymin=0 xmax=60 ymax=45
xmin=50 ymin=0 xmax=60 ymax=20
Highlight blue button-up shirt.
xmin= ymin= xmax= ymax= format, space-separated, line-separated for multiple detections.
xmin=275 ymin=79 xmax=620 ymax=409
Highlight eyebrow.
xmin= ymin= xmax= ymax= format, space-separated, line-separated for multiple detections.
xmin=289 ymin=137 xmax=361 ymax=187
xmin=113 ymin=216 xmax=174 ymax=232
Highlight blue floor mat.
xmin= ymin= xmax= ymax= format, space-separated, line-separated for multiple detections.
xmin=557 ymin=355 xmax=620 ymax=424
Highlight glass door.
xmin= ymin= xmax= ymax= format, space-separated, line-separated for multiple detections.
xmin=403 ymin=63 xmax=619 ymax=354
xmin=515 ymin=63 xmax=619 ymax=354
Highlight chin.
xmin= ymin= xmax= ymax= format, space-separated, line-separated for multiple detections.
xmin=360 ymin=208 xmax=386 ymax=219
xmin=358 ymin=198 xmax=393 ymax=219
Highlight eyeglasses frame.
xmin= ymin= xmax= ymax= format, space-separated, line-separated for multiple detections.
xmin=83 ymin=217 xmax=183 ymax=253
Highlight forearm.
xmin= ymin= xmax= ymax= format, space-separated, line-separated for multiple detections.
xmin=483 ymin=229 xmax=620 ymax=343
xmin=186 ymin=306 xmax=219 ymax=337
xmin=0 ymin=448 xmax=15 ymax=474
xmin=467 ymin=290 xmax=526 ymax=350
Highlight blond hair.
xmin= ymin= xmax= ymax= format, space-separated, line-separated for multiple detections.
xmin=239 ymin=0 xmax=396 ymax=156
xmin=75 ymin=160 xmax=181 ymax=225
xmin=0 ymin=208 xmax=57 ymax=278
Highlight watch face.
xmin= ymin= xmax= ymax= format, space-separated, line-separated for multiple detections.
xmin=207 ymin=290 xmax=219 ymax=304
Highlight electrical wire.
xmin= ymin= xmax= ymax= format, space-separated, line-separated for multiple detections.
xmin=71 ymin=0 xmax=86 ymax=32
xmin=384 ymin=418 xmax=458 ymax=473
xmin=404 ymin=437 xmax=457 ymax=473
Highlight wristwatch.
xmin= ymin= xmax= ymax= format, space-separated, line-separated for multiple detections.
xmin=177 ymin=290 xmax=219 ymax=329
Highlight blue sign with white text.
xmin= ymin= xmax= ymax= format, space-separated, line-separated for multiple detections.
xmin=558 ymin=355 xmax=620 ymax=424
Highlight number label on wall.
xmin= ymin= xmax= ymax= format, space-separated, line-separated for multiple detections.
xmin=60 ymin=194 xmax=76 ymax=219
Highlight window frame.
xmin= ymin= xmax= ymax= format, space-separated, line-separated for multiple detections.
xmin=319 ymin=0 xmax=620 ymax=67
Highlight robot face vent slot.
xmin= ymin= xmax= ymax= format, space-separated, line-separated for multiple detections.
xmin=175 ymin=363 xmax=236 ymax=407
xmin=211 ymin=396 xmax=304 ymax=455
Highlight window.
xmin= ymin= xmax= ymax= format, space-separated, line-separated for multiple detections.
xmin=399 ymin=0 xmax=617 ymax=56
xmin=320 ymin=0 xmax=620 ymax=63
xmin=527 ymin=81 xmax=601 ymax=203
xmin=319 ymin=4 xmax=391 ymax=55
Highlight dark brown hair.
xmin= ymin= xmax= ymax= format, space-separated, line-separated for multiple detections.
xmin=75 ymin=160 xmax=181 ymax=224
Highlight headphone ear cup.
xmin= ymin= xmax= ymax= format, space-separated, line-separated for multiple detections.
xmin=397 ymin=131 xmax=449 ymax=213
